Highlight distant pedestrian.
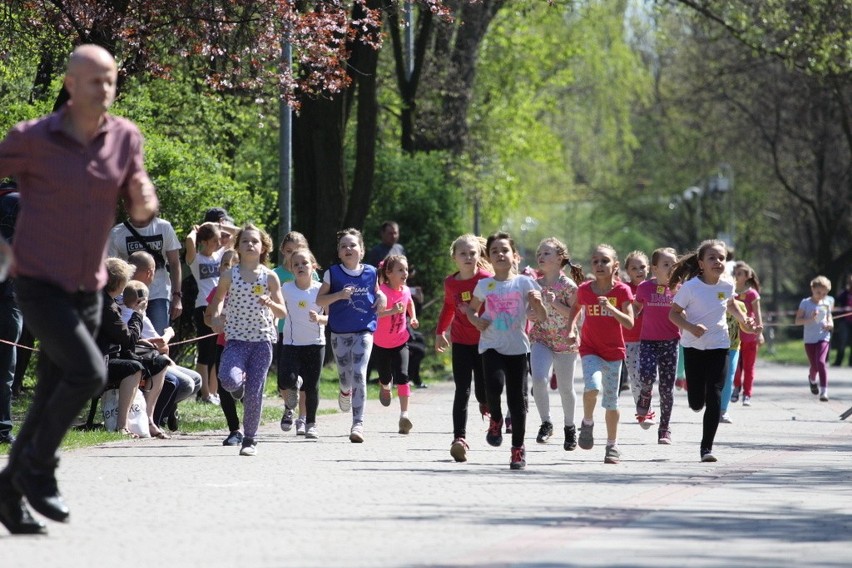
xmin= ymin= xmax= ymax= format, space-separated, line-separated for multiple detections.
xmin=795 ymin=276 xmax=834 ymax=401
xmin=668 ymin=240 xmax=758 ymax=463
xmin=832 ymin=275 xmax=852 ymax=366
xmin=208 ymin=224 xmax=287 ymax=456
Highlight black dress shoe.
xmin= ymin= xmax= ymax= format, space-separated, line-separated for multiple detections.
xmin=0 ymin=487 xmax=47 ymax=535
xmin=12 ymin=469 xmax=70 ymax=523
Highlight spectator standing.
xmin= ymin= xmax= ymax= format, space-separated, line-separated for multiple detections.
xmin=0 ymin=181 xmax=20 ymax=446
xmin=365 ymin=221 xmax=406 ymax=267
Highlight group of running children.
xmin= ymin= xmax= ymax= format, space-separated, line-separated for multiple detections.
xmin=194 ymin=223 xmax=836 ymax=469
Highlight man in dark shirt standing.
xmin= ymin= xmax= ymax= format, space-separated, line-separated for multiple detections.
xmin=0 ymin=44 xmax=159 ymax=535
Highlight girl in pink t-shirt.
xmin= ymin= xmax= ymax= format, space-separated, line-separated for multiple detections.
xmin=374 ymin=255 xmax=419 ymax=435
xmin=731 ymin=262 xmax=764 ymax=405
xmin=567 ymin=244 xmax=635 ymax=465
xmin=634 ymin=247 xmax=680 ymax=444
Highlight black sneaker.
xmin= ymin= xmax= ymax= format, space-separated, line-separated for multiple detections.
xmin=510 ymin=445 xmax=526 ymax=470
xmin=730 ymin=388 xmax=740 ymax=403
xmin=563 ymin=425 xmax=577 ymax=451
xmin=486 ymin=417 xmax=503 ymax=447
xmin=536 ymin=421 xmax=553 ymax=444
xmin=223 ymin=430 xmax=244 ymax=446
xmin=809 ymin=381 xmax=819 ymax=395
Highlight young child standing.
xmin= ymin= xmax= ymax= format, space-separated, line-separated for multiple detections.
xmin=278 ymin=248 xmax=328 ymax=438
xmin=207 ymin=224 xmax=287 ymax=456
xmin=668 ymin=240 xmax=757 ymax=462
xmin=528 ymin=238 xmax=584 ymax=450
xmin=567 ymin=244 xmax=635 ymax=464
xmin=316 ymin=228 xmax=386 ymax=443
xmin=731 ymin=262 xmax=763 ymax=406
xmin=634 ymin=247 xmax=680 ymax=444
xmin=623 ymin=251 xmax=649 ymax=407
xmin=186 ymin=222 xmax=225 ymax=405
xmin=374 ymin=255 xmax=419 ymax=434
xmin=435 ymin=234 xmax=493 ymax=463
xmin=466 ymin=232 xmax=547 ymax=470
xmin=274 ymin=231 xmax=318 ymax=435
xmin=796 ymin=276 xmax=834 ymax=401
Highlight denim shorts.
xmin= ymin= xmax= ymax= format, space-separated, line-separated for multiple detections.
xmin=581 ymin=354 xmax=623 ymax=410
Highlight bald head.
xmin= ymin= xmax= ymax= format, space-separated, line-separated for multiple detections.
xmin=64 ymin=44 xmax=117 ymax=118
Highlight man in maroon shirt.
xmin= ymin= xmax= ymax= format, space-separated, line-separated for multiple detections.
xmin=0 ymin=44 xmax=158 ymax=535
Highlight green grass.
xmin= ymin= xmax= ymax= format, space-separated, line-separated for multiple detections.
xmin=760 ymin=338 xmax=810 ymax=366
xmin=1 ymin=355 xmax=453 ymax=455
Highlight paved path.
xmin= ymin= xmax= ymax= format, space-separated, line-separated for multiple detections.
xmin=3 ymin=362 xmax=851 ymax=567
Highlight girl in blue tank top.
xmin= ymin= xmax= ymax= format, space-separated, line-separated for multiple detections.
xmin=317 ymin=228 xmax=386 ymax=443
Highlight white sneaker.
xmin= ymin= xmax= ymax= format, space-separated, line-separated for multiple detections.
xmin=338 ymin=390 xmax=352 ymax=412
xmin=239 ymin=439 xmax=257 ymax=456
xmin=295 ymin=417 xmax=307 ymax=436
xmin=305 ymin=424 xmax=319 ymax=439
xmin=719 ymin=413 xmax=733 ymax=424
xmin=349 ymin=423 xmax=364 ymax=443
xmin=742 ymin=396 xmax=751 ymax=407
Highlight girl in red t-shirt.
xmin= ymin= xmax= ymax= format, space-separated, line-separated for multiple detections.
xmin=435 ymin=234 xmax=492 ymax=463
xmin=567 ymin=244 xmax=635 ymax=464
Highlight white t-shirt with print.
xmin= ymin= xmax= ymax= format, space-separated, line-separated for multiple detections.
xmin=473 ymin=275 xmax=541 ymax=356
xmin=672 ymin=277 xmax=734 ymax=350
xmin=108 ymin=218 xmax=181 ymax=300
xmin=281 ymin=281 xmax=326 ymax=346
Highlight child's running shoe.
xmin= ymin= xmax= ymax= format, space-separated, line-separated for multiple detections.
xmin=379 ymin=385 xmax=392 ymax=407
xmin=338 ymin=390 xmax=352 ymax=412
xmin=295 ymin=417 xmax=307 ymax=436
xmin=398 ymin=416 xmax=413 ymax=434
xmin=658 ymin=430 xmax=672 ymax=445
xmin=536 ymin=421 xmax=553 ymax=443
xmin=280 ymin=408 xmax=295 ymax=432
xmin=719 ymin=412 xmax=733 ymax=424
xmin=510 ymin=445 xmax=526 ymax=470
xmin=305 ymin=423 xmax=319 ymax=439
xmin=636 ymin=411 xmax=656 ymax=430
xmin=578 ymin=421 xmax=594 ymax=450
xmin=563 ymin=425 xmax=577 ymax=451
xmin=701 ymin=450 xmax=717 ymax=462
xmin=450 ymin=437 xmax=469 ymax=462
xmin=239 ymin=438 xmax=257 ymax=456
xmin=809 ymin=380 xmax=819 ymax=395
xmin=675 ymin=378 xmax=686 ymax=391
xmin=742 ymin=395 xmax=751 ymax=406
xmin=486 ymin=418 xmax=503 ymax=447
xmin=349 ymin=423 xmax=364 ymax=443
xmin=604 ymin=445 xmax=620 ymax=464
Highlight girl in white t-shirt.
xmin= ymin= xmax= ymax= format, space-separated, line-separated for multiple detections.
xmin=186 ymin=222 xmax=226 ymax=404
xmin=466 ymin=232 xmax=547 ymax=471
xmin=668 ymin=240 xmax=758 ymax=463
xmin=795 ymin=276 xmax=834 ymax=400
xmin=278 ymin=248 xmax=328 ymax=439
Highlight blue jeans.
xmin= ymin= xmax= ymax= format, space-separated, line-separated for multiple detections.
xmin=0 ymin=297 xmax=22 ymax=437
xmin=145 ymin=298 xmax=171 ymax=336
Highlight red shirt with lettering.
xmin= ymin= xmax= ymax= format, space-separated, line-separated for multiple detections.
xmin=576 ymin=280 xmax=634 ymax=361
xmin=436 ymin=269 xmax=491 ymax=345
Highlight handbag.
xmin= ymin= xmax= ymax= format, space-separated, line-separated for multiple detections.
xmin=101 ymin=388 xmax=151 ymax=438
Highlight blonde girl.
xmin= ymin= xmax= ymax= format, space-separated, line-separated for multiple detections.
xmin=634 ymin=247 xmax=680 ymax=444
xmin=374 ymin=255 xmax=419 ymax=435
xmin=274 ymin=231 xmax=317 ymax=435
xmin=208 ymin=224 xmax=287 ymax=456
xmin=623 ymin=251 xmax=649 ymax=407
xmin=278 ymin=248 xmax=328 ymax=438
xmin=668 ymin=240 xmax=757 ymax=462
xmin=795 ymin=276 xmax=834 ymax=400
xmin=466 ymin=232 xmax=547 ymax=470
xmin=567 ymin=244 xmax=635 ymax=465
xmin=436 ymin=234 xmax=493 ymax=463
xmin=528 ymin=238 xmax=585 ymax=451
xmin=731 ymin=261 xmax=764 ymax=406
xmin=316 ymin=228 xmax=386 ymax=443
